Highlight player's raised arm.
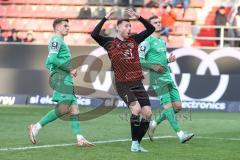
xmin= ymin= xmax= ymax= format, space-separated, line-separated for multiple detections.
xmin=126 ymin=9 xmax=155 ymax=44
xmin=91 ymin=9 xmax=114 ymax=47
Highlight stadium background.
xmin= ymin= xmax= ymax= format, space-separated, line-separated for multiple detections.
xmin=0 ymin=44 xmax=240 ymax=112
xmin=1 ymin=0 xmax=240 ymax=111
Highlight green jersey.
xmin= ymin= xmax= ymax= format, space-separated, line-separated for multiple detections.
xmin=45 ymin=34 xmax=72 ymax=75
xmin=139 ymin=35 xmax=173 ymax=86
xmin=45 ymin=34 xmax=76 ymax=103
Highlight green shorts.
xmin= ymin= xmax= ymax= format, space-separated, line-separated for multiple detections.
xmin=50 ymin=71 xmax=77 ymax=105
xmin=52 ymin=91 xmax=78 ymax=105
xmin=152 ymin=82 xmax=181 ymax=106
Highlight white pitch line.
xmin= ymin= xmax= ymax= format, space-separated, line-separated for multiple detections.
xmin=1 ymin=135 xmax=240 ymax=152
xmin=0 ymin=136 xmax=174 ymax=152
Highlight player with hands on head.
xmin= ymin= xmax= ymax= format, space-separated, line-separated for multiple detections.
xmin=91 ymin=9 xmax=155 ymax=152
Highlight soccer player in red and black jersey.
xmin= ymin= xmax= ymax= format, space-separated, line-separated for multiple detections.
xmin=91 ymin=9 xmax=155 ymax=152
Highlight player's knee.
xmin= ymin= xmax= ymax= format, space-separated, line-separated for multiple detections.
xmin=70 ymin=105 xmax=80 ymax=115
xmin=146 ymin=108 xmax=152 ymax=117
xmin=129 ymin=101 xmax=142 ymax=115
xmin=144 ymin=112 xmax=152 ymax=121
xmin=58 ymin=105 xmax=70 ymax=115
xmin=173 ymin=103 xmax=182 ymax=113
xmin=141 ymin=107 xmax=152 ymax=120
xmin=131 ymin=108 xmax=141 ymax=115
xmin=174 ymin=107 xmax=181 ymax=113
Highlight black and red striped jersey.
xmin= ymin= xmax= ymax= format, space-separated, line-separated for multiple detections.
xmin=91 ymin=17 xmax=155 ymax=82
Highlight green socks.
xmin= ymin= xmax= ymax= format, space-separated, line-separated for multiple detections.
xmin=155 ymin=111 xmax=166 ymax=125
xmin=164 ymin=107 xmax=181 ymax=132
xmin=39 ymin=109 xmax=60 ymax=127
xmin=70 ymin=115 xmax=81 ymax=136
xmin=155 ymin=107 xmax=181 ymax=133
xmin=38 ymin=108 xmax=81 ymax=136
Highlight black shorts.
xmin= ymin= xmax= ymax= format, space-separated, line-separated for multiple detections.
xmin=115 ymin=80 xmax=151 ymax=107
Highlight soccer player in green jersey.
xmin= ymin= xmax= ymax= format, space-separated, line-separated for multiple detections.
xmin=28 ymin=18 xmax=94 ymax=147
xmin=138 ymin=16 xmax=194 ymax=143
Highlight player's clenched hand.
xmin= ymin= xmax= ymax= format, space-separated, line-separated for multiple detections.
xmin=126 ymin=9 xmax=140 ymax=19
xmin=168 ymin=53 xmax=176 ymax=63
xmin=105 ymin=8 xmax=115 ymax=19
xmin=71 ymin=69 xmax=77 ymax=77
xmin=151 ymin=65 xmax=164 ymax=73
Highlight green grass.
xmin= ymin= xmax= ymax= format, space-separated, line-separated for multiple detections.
xmin=0 ymin=105 xmax=240 ymax=160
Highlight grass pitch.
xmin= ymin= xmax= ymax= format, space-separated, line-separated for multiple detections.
xmin=0 ymin=105 xmax=239 ymax=160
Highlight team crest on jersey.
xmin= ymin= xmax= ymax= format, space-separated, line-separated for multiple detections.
xmin=123 ymin=49 xmax=133 ymax=59
xmin=127 ymin=42 xmax=134 ymax=49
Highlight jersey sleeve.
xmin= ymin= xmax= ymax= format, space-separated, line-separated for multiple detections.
xmin=139 ymin=41 xmax=150 ymax=59
xmin=46 ymin=39 xmax=71 ymax=72
xmin=132 ymin=17 xmax=155 ymax=44
xmin=91 ymin=17 xmax=113 ymax=48
xmin=139 ymin=41 xmax=153 ymax=70
xmin=49 ymin=40 xmax=61 ymax=54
